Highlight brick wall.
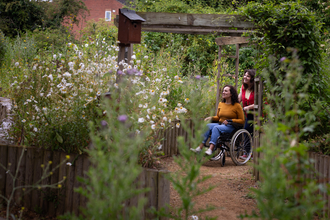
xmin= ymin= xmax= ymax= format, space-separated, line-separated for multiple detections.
xmin=72 ymin=0 xmax=123 ymax=38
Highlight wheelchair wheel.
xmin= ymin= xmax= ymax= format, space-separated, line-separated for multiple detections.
xmin=230 ymin=129 xmax=253 ymax=166
xmin=210 ymin=148 xmax=226 ymax=167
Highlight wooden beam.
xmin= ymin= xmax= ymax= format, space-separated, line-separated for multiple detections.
xmin=136 ymin=12 xmax=254 ymax=28
xmin=215 ymin=37 xmax=249 ymax=46
xmin=115 ymin=12 xmax=254 ymax=35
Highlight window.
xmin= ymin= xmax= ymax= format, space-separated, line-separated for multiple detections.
xmin=105 ymin=11 xmax=111 ymax=21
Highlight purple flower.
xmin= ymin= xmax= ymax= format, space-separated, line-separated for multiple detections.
xmin=135 ymin=71 xmax=142 ymax=76
xmin=108 ymin=70 xmax=113 ymax=74
xmin=195 ymin=75 xmax=201 ymax=79
xmin=280 ymin=57 xmax=286 ymax=62
xmin=101 ymin=120 xmax=108 ymax=128
xmin=117 ymin=70 xmax=123 ymax=75
xmin=118 ymin=115 xmax=128 ymax=122
xmin=127 ymin=69 xmax=134 ymax=75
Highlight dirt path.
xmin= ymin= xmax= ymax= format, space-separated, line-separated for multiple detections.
xmin=161 ymin=156 xmax=258 ymax=220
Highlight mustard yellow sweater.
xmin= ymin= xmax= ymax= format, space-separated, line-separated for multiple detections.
xmin=211 ymin=102 xmax=245 ymax=125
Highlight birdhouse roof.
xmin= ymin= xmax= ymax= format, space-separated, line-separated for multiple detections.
xmin=120 ymin=9 xmax=146 ymax=22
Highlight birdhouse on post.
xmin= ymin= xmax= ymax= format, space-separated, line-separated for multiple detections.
xmin=118 ymin=9 xmax=145 ymax=44
xmin=117 ymin=9 xmax=145 ymax=81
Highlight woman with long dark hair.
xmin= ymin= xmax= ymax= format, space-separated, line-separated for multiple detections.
xmin=238 ymin=69 xmax=255 ymax=159
xmin=191 ymin=85 xmax=245 ymax=155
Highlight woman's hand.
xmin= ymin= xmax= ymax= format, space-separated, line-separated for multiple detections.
xmin=204 ymin=117 xmax=212 ymax=121
xmin=223 ymin=120 xmax=228 ymax=125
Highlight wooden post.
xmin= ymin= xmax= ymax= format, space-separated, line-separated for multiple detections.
xmin=235 ymin=43 xmax=239 ymax=89
xmin=0 ymin=145 xmax=8 ymax=205
xmin=216 ymin=45 xmax=222 ymax=114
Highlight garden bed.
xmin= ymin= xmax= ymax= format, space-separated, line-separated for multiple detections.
xmin=0 ymin=145 xmax=170 ymax=219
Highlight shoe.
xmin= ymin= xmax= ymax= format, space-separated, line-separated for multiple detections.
xmin=239 ymin=155 xmax=247 ymax=160
xmin=205 ymin=148 xmax=213 ymax=155
xmin=190 ymin=147 xmax=202 ymax=153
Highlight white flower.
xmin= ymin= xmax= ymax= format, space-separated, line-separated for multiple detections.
xmin=15 ymin=62 xmax=19 ymax=67
xmin=152 ymin=114 xmax=156 ymax=119
xmin=150 ymin=120 xmax=155 ymax=124
xmin=48 ymin=74 xmax=53 ymax=81
xmin=21 ymin=119 xmax=26 ymax=123
xmin=63 ymin=72 xmax=71 ymax=78
xmin=190 ymin=215 xmax=199 ymax=220
xmin=176 ymin=123 xmax=180 ymax=128
xmin=66 ymin=162 xmax=72 ymax=166
xmin=53 ymin=54 xmax=57 ymax=59
xmin=151 ymin=124 xmax=156 ymax=129
xmin=163 ymin=116 xmax=167 ymax=121
xmin=168 ymin=119 xmax=172 ymax=123
xmin=144 ymin=55 xmax=148 ymax=59
xmin=185 ymin=98 xmax=190 ymax=103
xmin=149 ymin=90 xmax=155 ymax=95
xmin=138 ymin=118 xmax=145 ymax=123
xmin=85 ymin=44 xmax=88 ymax=47
xmin=174 ymin=75 xmax=179 ymax=79
xmin=162 ymin=68 xmax=167 ymax=71
xmin=143 ymin=103 xmax=148 ymax=108
xmin=160 ymin=122 xmax=165 ymax=128
xmin=147 ymin=109 xmax=151 ymax=114
xmin=33 ymin=127 xmax=38 ymax=132
xmin=157 ymin=144 xmax=162 ymax=150
xmin=158 ymin=98 xmax=164 ymax=104
xmin=136 ymin=129 xmax=140 ymax=134
xmin=139 ymin=104 xmax=143 ymax=108
xmin=176 ymin=115 xmax=179 ymax=120
xmin=178 ymin=80 xmax=183 ymax=83
xmin=145 ymin=77 xmax=150 ymax=82
xmin=177 ymin=103 xmax=182 ymax=107
xmin=114 ymin=83 xmax=118 ymax=89
xmin=146 ymin=115 xmax=150 ymax=119
xmin=131 ymin=55 xmax=136 ymax=59
xmin=151 ymin=106 xmax=156 ymax=110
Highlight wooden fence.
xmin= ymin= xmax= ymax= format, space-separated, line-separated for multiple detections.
xmin=0 ymin=102 xmax=6 ymax=122
xmin=160 ymin=120 xmax=194 ymax=157
xmin=0 ymin=145 xmax=170 ymax=219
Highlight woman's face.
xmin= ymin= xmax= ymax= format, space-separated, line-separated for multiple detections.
xmin=243 ymin=72 xmax=251 ymax=84
xmin=222 ymin=87 xmax=232 ymax=99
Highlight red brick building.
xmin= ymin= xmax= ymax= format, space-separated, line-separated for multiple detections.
xmin=72 ymin=0 xmax=127 ymax=37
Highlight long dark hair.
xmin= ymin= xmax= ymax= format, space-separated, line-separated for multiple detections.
xmin=222 ymin=85 xmax=239 ymax=105
xmin=243 ymin=69 xmax=256 ymax=91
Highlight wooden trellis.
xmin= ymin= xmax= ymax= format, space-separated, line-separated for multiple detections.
xmin=214 ymin=36 xmax=249 ymax=113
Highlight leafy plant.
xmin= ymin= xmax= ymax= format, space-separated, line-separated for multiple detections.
xmin=66 ymin=80 xmax=149 ymax=220
xmin=240 ymin=1 xmax=330 ymax=137
xmin=242 ymin=52 xmax=328 ymax=219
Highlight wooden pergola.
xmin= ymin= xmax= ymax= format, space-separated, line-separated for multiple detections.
xmin=115 ymin=11 xmax=254 ymax=110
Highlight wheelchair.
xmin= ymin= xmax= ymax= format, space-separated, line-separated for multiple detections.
xmin=204 ymin=128 xmax=253 ymax=167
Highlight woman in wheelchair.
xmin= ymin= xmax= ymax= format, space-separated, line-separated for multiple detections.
xmin=191 ymin=85 xmax=245 ymax=155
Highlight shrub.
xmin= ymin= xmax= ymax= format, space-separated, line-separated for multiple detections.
xmin=243 ymin=52 xmax=327 ymax=220
xmin=79 ymin=18 xmax=117 ymax=45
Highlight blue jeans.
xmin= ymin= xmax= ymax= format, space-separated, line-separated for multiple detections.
xmin=202 ymin=123 xmax=235 ymax=145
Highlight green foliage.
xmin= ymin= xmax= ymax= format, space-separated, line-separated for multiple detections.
xmin=243 ymin=53 xmax=327 ymax=219
xmin=28 ymin=27 xmax=77 ymax=52
xmin=0 ymin=0 xmax=88 ymax=38
xmin=66 ymin=86 xmax=148 ymax=220
xmin=79 ymin=18 xmax=117 ymax=44
xmin=0 ymin=0 xmax=44 ymax=37
xmin=240 ymin=1 xmax=330 ymax=137
xmin=0 ymin=30 xmax=6 ymax=67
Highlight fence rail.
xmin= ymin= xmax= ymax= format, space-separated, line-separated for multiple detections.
xmin=0 ymin=145 xmax=169 ymax=219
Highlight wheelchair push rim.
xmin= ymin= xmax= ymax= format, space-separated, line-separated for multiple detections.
xmin=229 ymin=129 xmax=253 ymax=166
